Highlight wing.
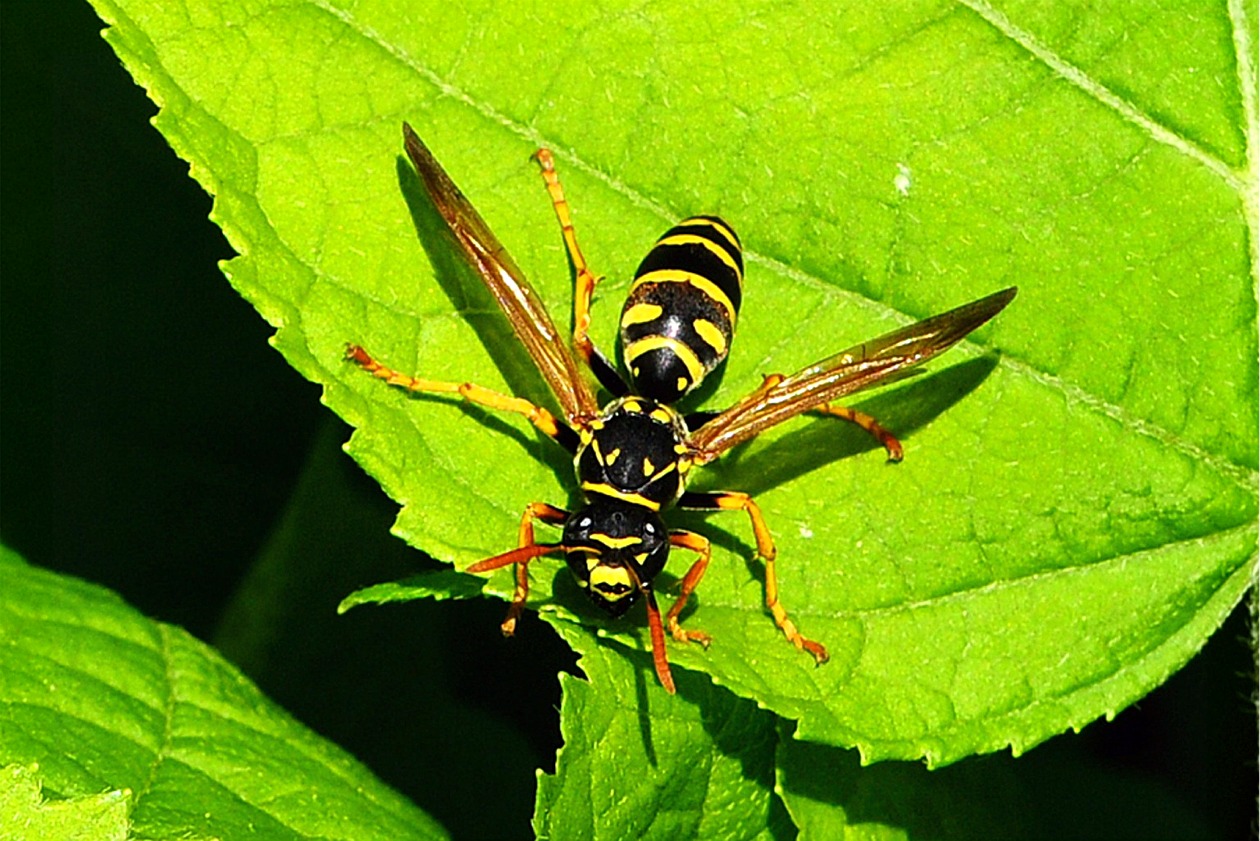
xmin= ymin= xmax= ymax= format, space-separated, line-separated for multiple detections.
xmin=403 ymin=123 xmax=600 ymax=423
xmin=687 ymin=287 xmax=1017 ymax=461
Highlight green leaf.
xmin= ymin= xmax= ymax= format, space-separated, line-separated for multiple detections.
xmin=0 ymin=547 xmax=446 ymax=841
xmin=535 ymin=621 xmax=790 ymax=840
xmin=339 ymin=570 xmax=487 ymax=612
xmin=87 ymin=0 xmax=1257 ymax=765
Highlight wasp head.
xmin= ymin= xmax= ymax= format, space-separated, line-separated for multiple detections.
xmin=562 ymin=499 xmax=669 ymax=617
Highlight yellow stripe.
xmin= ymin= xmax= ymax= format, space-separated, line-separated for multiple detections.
xmin=682 ymin=217 xmax=740 ymax=253
xmin=645 ymin=459 xmax=676 ymax=483
xmin=631 ymin=269 xmax=736 ymax=321
xmin=621 ymin=302 xmax=663 ymax=328
xmin=580 ymin=482 xmax=662 ymax=511
xmin=656 ymin=233 xmax=742 ymax=277
xmin=692 ymin=319 xmax=728 ymax=355
xmin=623 ymin=335 xmax=706 ymax=384
xmin=591 ymin=533 xmax=641 ymax=549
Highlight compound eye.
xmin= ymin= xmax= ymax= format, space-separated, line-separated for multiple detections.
xmin=640 ymin=519 xmax=665 ymax=550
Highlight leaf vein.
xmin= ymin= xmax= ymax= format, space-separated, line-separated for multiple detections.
xmin=954 ymin=0 xmax=1247 ymax=194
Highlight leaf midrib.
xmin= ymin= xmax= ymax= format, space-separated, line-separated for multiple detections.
xmin=956 ymin=0 xmax=1253 ymax=191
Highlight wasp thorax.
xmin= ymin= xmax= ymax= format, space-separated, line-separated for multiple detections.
xmin=562 ymin=499 xmax=670 ymax=617
xmin=575 ymin=397 xmax=691 ymax=509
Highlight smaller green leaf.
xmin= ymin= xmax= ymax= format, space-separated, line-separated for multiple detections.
xmin=536 ymin=620 xmax=791 ymax=841
xmin=1 ymin=764 xmax=131 ymax=841
xmin=339 ymin=570 xmax=487 ymax=612
xmin=0 ymin=547 xmax=445 ymax=841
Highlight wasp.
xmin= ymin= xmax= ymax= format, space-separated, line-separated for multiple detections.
xmin=348 ymin=123 xmax=1016 ymax=693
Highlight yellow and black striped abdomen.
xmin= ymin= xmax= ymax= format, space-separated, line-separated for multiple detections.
xmin=620 ymin=216 xmax=743 ymax=404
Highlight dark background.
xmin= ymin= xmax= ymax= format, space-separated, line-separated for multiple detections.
xmin=1 ymin=4 xmax=1255 ymax=839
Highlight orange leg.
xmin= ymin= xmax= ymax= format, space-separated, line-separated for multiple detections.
xmin=465 ymin=502 xmax=568 ymax=635
xmin=679 ymin=491 xmax=828 ymax=664
xmin=664 ymin=531 xmax=714 ymax=647
xmin=618 ymin=561 xmax=677 ymax=694
xmin=756 ymin=373 xmax=903 ymax=462
xmin=346 ymin=344 xmax=574 ymax=448
xmin=814 ymin=404 xmax=903 ymax=461
xmin=643 ymin=589 xmax=676 ymax=694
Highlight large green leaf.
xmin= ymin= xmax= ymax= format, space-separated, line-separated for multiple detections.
xmin=0 ymin=547 xmax=446 ymax=840
xmin=88 ymin=0 xmax=1257 ymax=766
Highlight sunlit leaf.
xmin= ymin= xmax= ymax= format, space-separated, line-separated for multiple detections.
xmin=88 ymin=0 xmax=1257 ymax=765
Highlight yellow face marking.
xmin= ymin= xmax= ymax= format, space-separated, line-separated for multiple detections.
xmin=586 ymin=554 xmax=601 ymax=572
xmin=590 ymin=566 xmax=633 ymax=600
xmin=677 ymin=376 xmax=689 ymax=392
xmin=634 ymin=552 xmax=649 ymax=563
xmin=631 ymin=270 xmax=737 ymax=321
xmin=693 ymin=319 xmax=728 ymax=355
xmin=621 ymin=302 xmax=663 ymax=327
xmin=623 ymin=335 xmax=706 ymax=384
xmin=605 ymin=447 xmax=621 ymax=464
xmin=591 ymin=533 xmax=641 ymax=549
xmin=643 ymin=457 xmax=655 ymax=476
xmin=656 ymin=233 xmax=742 ymax=278
xmin=682 ymin=217 xmax=741 ymax=253
xmin=581 ymin=482 xmax=662 ymax=511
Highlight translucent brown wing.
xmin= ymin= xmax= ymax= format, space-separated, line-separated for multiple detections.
xmin=402 ymin=123 xmax=600 ymax=424
xmin=687 ymin=287 xmax=1017 ymax=461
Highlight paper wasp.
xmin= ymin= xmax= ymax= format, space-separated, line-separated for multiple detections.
xmin=347 ymin=123 xmax=1016 ymax=693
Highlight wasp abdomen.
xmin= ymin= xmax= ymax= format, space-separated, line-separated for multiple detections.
xmin=621 ymin=216 xmax=743 ymax=404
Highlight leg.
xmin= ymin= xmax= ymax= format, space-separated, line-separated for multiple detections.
xmin=756 ymin=373 xmax=903 ymax=461
xmin=465 ymin=502 xmax=568 ymax=635
xmin=664 ymin=531 xmax=714 ymax=647
xmin=533 ymin=150 xmax=628 ymax=396
xmin=346 ymin=344 xmax=579 ymax=453
xmin=678 ymin=491 xmax=828 ymax=664
xmin=814 ymin=404 xmax=903 ymax=462
xmin=618 ymin=560 xmax=677 ymax=694
xmin=642 ymin=589 xmax=676 ymax=694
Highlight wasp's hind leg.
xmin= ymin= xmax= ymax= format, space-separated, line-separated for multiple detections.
xmin=532 ymin=150 xmax=628 ymax=397
xmin=752 ymin=373 xmax=903 ymax=461
xmin=813 ymin=403 xmax=903 ymax=461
